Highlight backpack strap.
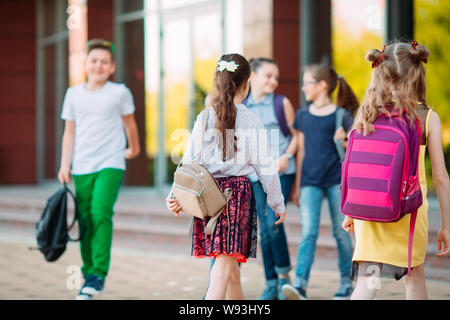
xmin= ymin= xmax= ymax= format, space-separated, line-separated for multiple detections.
xmin=425 ymin=107 xmax=432 ymax=143
xmin=65 ymin=184 xmax=85 ymax=242
xmin=205 ymin=188 xmax=233 ymax=236
xmin=188 ymin=188 xmax=233 ymax=252
xmin=273 ymin=94 xmax=291 ymax=138
xmin=334 ymin=107 xmax=346 ymax=163
xmin=407 ymin=210 xmax=418 ymax=275
xmin=185 ymin=109 xmax=210 ymax=166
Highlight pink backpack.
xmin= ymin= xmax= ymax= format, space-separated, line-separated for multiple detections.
xmin=340 ymin=109 xmax=422 ymax=274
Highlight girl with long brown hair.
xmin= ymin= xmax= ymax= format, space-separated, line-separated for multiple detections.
xmin=282 ymin=63 xmax=359 ymax=300
xmin=342 ymin=41 xmax=450 ymax=300
xmin=166 ymin=53 xmax=287 ymax=300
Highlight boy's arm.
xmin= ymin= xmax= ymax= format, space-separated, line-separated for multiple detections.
xmin=58 ymin=120 xmax=75 ymax=183
xmin=122 ymin=113 xmax=140 ymax=159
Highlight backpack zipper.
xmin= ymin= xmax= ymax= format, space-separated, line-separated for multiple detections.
xmin=178 ymin=168 xmax=205 ymax=188
xmin=173 ymin=183 xmax=204 ymax=197
xmin=373 ymin=124 xmax=410 ymax=219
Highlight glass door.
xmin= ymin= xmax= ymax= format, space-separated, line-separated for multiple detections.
xmin=145 ymin=0 xmax=224 ymax=190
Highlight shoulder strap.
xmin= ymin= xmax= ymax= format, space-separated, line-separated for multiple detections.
xmin=189 ymin=110 xmax=210 ymax=164
xmin=335 ymin=107 xmax=345 ymax=130
xmin=205 ymin=188 xmax=233 ymax=235
xmin=65 ymin=184 xmax=85 ymax=242
xmin=407 ymin=210 xmax=418 ymax=275
xmin=273 ymin=94 xmax=291 ymax=138
xmin=334 ymin=108 xmax=346 ymax=163
xmin=425 ymin=107 xmax=432 ymax=143
xmin=200 ymin=109 xmax=210 ymax=135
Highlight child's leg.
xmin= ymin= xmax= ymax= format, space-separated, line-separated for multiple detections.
xmin=403 ymin=264 xmax=428 ymax=300
xmin=350 ymin=262 xmax=382 ymax=300
xmin=294 ymin=186 xmax=323 ymax=289
xmin=73 ymin=173 xmax=96 ymax=278
xmin=89 ymin=168 xmax=124 ymax=279
xmin=205 ymin=254 xmax=239 ymax=300
xmin=225 ymin=262 xmax=244 ymax=300
xmin=252 ymin=181 xmax=278 ymax=287
xmin=326 ymin=184 xmax=353 ymax=289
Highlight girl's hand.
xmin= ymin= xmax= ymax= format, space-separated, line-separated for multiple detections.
xmin=334 ymin=126 xmax=346 ymax=142
xmin=342 ymin=216 xmax=354 ymax=233
xmin=275 ymin=211 xmax=286 ymax=225
xmin=166 ymin=198 xmax=182 ymax=216
xmin=292 ymin=186 xmax=300 ymax=207
xmin=436 ymin=228 xmax=449 ymax=257
xmin=276 ymin=154 xmax=289 ymax=173
xmin=58 ymin=166 xmax=71 ymax=184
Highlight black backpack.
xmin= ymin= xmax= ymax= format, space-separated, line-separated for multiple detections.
xmin=33 ymin=184 xmax=85 ymax=262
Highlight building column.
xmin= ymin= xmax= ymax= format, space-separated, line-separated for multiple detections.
xmin=385 ymin=0 xmax=414 ymax=42
xmin=300 ymin=0 xmax=331 ymax=107
xmin=87 ymin=0 xmax=114 ymax=40
xmin=0 ymin=0 xmax=37 ymax=184
xmin=273 ymin=0 xmax=300 ymax=109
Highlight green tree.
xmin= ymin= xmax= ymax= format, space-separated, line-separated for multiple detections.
xmin=415 ymin=0 xmax=450 ymax=132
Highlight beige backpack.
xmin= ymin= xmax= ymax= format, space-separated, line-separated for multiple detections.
xmin=171 ymin=110 xmax=233 ymax=235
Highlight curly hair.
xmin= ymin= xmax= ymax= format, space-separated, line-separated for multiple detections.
xmin=354 ymin=41 xmax=430 ymax=135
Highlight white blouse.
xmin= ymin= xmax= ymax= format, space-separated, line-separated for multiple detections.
xmin=178 ymin=104 xmax=286 ymax=214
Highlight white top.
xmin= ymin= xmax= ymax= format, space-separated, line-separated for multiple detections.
xmin=180 ymin=104 xmax=286 ymax=214
xmin=60 ymin=81 xmax=135 ymax=175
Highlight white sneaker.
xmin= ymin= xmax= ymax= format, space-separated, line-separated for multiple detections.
xmin=282 ymin=284 xmax=307 ymax=300
xmin=76 ymin=292 xmax=93 ymax=300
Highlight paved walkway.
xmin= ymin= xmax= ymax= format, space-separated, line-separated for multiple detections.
xmin=0 ymin=183 xmax=449 ymax=300
xmin=1 ymin=232 xmax=449 ymax=300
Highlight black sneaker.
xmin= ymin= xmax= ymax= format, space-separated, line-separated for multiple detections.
xmin=282 ymin=284 xmax=307 ymax=300
xmin=333 ymin=286 xmax=353 ymax=300
xmin=81 ymin=275 xmax=104 ymax=296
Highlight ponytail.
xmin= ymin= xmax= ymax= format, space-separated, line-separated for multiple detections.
xmin=337 ymin=76 xmax=359 ymax=117
xmin=212 ymin=53 xmax=251 ymax=161
xmin=305 ymin=63 xmax=359 ymax=117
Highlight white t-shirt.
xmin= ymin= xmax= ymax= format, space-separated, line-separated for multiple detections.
xmin=61 ymin=81 xmax=135 ymax=175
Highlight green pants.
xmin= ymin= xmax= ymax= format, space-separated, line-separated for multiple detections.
xmin=73 ymin=168 xmax=124 ymax=280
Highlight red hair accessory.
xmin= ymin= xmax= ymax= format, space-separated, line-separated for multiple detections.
xmin=411 ymin=41 xmax=428 ymax=64
xmin=372 ymin=45 xmax=386 ymax=68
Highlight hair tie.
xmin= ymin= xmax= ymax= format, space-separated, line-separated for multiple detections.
xmin=217 ymin=60 xmax=239 ymax=72
xmin=372 ymin=45 xmax=386 ymax=68
xmin=411 ymin=40 xmax=428 ymax=64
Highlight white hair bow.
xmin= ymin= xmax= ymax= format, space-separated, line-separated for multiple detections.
xmin=217 ymin=60 xmax=239 ymax=72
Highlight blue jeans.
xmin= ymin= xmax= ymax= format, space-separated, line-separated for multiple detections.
xmin=252 ymin=174 xmax=294 ymax=286
xmin=295 ymin=184 xmax=353 ymax=289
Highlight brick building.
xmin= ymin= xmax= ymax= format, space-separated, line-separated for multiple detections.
xmin=0 ymin=0 xmax=413 ymax=189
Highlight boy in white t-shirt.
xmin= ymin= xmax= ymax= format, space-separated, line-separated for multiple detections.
xmin=58 ymin=39 xmax=140 ymax=300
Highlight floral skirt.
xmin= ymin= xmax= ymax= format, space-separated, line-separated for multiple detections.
xmin=191 ymin=176 xmax=257 ymax=263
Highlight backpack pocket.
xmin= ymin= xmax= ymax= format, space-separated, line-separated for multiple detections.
xmin=172 ymin=183 xmax=206 ymax=219
xmin=401 ymin=175 xmax=423 ymax=214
